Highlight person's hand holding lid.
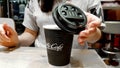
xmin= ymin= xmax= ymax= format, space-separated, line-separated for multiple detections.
xmin=78 ymin=12 xmax=102 ymax=45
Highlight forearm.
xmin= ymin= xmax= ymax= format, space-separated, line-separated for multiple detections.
xmin=18 ymin=32 xmax=36 ymax=47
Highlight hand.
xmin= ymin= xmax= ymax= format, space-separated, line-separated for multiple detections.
xmin=78 ymin=12 xmax=101 ymax=45
xmin=0 ymin=23 xmax=19 ymax=47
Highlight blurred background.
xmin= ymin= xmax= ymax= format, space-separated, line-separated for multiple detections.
xmin=0 ymin=0 xmax=120 ymax=67
xmin=0 ymin=0 xmax=28 ymax=35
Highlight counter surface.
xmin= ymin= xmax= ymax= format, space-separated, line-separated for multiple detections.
xmin=0 ymin=47 xmax=107 ymax=68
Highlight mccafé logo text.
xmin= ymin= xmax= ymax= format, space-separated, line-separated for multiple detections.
xmin=46 ymin=43 xmax=64 ymax=51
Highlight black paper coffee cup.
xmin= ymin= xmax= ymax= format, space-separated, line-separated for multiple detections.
xmin=43 ymin=25 xmax=73 ymax=66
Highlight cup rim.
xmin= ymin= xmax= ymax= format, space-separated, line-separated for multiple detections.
xmin=43 ymin=24 xmax=61 ymax=30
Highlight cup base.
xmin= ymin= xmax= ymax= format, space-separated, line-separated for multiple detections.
xmin=48 ymin=63 xmax=71 ymax=68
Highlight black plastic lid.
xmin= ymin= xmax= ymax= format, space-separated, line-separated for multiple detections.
xmin=52 ymin=3 xmax=87 ymax=34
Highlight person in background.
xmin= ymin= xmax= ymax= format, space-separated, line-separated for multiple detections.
xmin=0 ymin=0 xmax=103 ymax=49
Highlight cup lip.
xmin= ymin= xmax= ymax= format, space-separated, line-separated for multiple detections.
xmin=43 ymin=24 xmax=61 ymax=30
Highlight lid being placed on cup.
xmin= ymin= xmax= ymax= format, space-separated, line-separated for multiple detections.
xmin=52 ymin=3 xmax=87 ymax=34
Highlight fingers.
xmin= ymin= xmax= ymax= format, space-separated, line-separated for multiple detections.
xmin=86 ymin=13 xmax=101 ymax=28
xmin=0 ymin=23 xmax=15 ymax=42
xmin=88 ymin=21 xmax=101 ymax=28
xmin=78 ymin=27 xmax=97 ymax=45
xmin=66 ymin=0 xmax=71 ymax=3
xmin=0 ymin=23 xmax=18 ymax=47
xmin=78 ymin=12 xmax=101 ymax=45
xmin=0 ymin=24 xmax=10 ymax=42
xmin=78 ymin=30 xmax=89 ymax=45
xmin=3 ymin=23 xmax=15 ymax=36
xmin=86 ymin=19 xmax=101 ymax=30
